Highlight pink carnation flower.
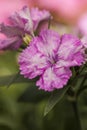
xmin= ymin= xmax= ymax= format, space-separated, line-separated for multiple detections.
xmin=18 ymin=29 xmax=85 ymax=91
xmin=9 ymin=6 xmax=51 ymax=35
xmin=0 ymin=6 xmax=51 ymax=50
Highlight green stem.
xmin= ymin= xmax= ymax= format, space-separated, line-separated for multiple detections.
xmin=72 ymin=100 xmax=82 ymax=130
xmin=79 ymin=75 xmax=87 ymax=88
xmin=77 ymin=85 xmax=87 ymax=97
xmin=48 ymin=18 xmax=51 ymax=29
xmin=77 ymin=74 xmax=87 ymax=97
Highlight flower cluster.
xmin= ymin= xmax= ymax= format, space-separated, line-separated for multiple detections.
xmin=0 ymin=6 xmax=86 ymax=91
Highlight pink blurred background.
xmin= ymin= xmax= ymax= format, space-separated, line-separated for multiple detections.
xmin=0 ymin=0 xmax=33 ymax=23
xmin=1 ymin=0 xmax=87 ymax=24
xmin=35 ymin=0 xmax=87 ymax=24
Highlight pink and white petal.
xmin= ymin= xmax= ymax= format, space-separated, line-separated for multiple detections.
xmin=0 ymin=23 xmax=24 ymax=37
xmin=0 ymin=36 xmax=21 ymax=50
xmin=56 ymin=53 xmax=85 ymax=67
xmin=18 ymin=45 xmax=48 ymax=79
xmin=56 ymin=60 xmax=74 ymax=67
xmin=35 ymin=29 xmax=60 ymax=57
xmin=53 ymin=66 xmax=72 ymax=78
xmin=58 ymin=34 xmax=83 ymax=60
xmin=10 ymin=6 xmax=33 ymax=34
xmin=30 ymin=7 xmax=51 ymax=30
xmin=20 ymin=64 xmax=44 ymax=79
xmin=19 ymin=6 xmax=33 ymax=33
xmin=9 ymin=13 xmax=25 ymax=28
xmin=18 ymin=44 xmax=38 ymax=62
xmin=36 ymin=67 xmax=72 ymax=91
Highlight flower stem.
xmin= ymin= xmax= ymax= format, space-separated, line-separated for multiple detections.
xmin=48 ymin=18 xmax=51 ymax=29
xmin=72 ymin=100 xmax=82 ymax=130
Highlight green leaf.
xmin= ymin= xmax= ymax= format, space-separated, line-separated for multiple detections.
xmin=0 ymin=116 xmax=14 ymax=129
xmin=7 ymin=72 xmax=20 ymax=87
xmin=0 ymin=74 xmax=37 ymax=87
xmin=44 ymin=85 xmax=70 ymax=116
xmin=18 ymin=85 xmax=50 ymax=103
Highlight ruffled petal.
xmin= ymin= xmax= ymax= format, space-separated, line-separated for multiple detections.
xmin=0 ymin=36 xmax=22 ymax=50
xmin=58 ymin=34 xmax=85 ymax=67
xmin=30 ymin=7 xmax=51 ymax=30
xmin=34 ymin=29 xmax=60 ymax=58
xmin=36 ymin=67 xmax=72 ymax=91
xmin=0 ymin=23 xmax=24 ymax=37
xmin=18 ymin=44 xmax=48 ymax=79
xmin=9 ymin=6 xmax=33 ymax=34
xmin=9 ymin=6 xmax=51 ymax=35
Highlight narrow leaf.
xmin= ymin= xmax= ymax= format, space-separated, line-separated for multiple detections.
xmin=44 ymin=85 xmax=70 ymax=116
xmin=18 ymin=85 xmax=50 ymax=103
xmin=0 ymin=74 xmax=37 ymax=87
xmin=7 ymin=71 xmax=20 ymax=87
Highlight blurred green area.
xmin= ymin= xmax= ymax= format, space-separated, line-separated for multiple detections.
xmin=0 ymin=51 xmax=87 ymax=130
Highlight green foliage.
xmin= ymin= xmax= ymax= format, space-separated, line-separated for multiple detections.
xmin=0 ymin=74 xmax=37 ymax=87
xmin=0 ymin=50 xmax=87 ymax=130
xmin=44 ymin=85 xmax=70 ymax=116
xmin=18 ymin=85 xmax=50 ymax=103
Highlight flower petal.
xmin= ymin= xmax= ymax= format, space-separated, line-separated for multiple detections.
xmin=36 ymin=67 xmax=72 ymax=91
xmin=34 ymin=29 xmax=60 ymax=58
xmin=0 ymin=23 xmax=24 ymax=37
xmin=58 ymin=34 xmax=85 ymax=67
xmin=9 ymin=6 xmax=33 ymax=34
xmin=30 ymin=7 xmax=51 ymax=30
xmin=18 ymin=44 xmax=48 ymax=79
xmin=0 ymin=36 xmax=22 ymax=50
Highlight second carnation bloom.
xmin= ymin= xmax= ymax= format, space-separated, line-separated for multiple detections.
xmin=18 ymin=29 xmax=85 ymax=91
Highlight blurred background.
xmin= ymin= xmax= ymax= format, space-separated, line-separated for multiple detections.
xmin=0 ymin=0 xmax=87 ymax=130
xmin=1 ymin=0 xmax=87 ymax=24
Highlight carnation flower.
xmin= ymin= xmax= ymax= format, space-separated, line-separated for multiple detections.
xmin=0 ymin=6 xmax=51 ymax=50
xmin=10 ymin=6 xmax=51 ymax=33
xmin=18 ymin=29 xmax=85 ymax=91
